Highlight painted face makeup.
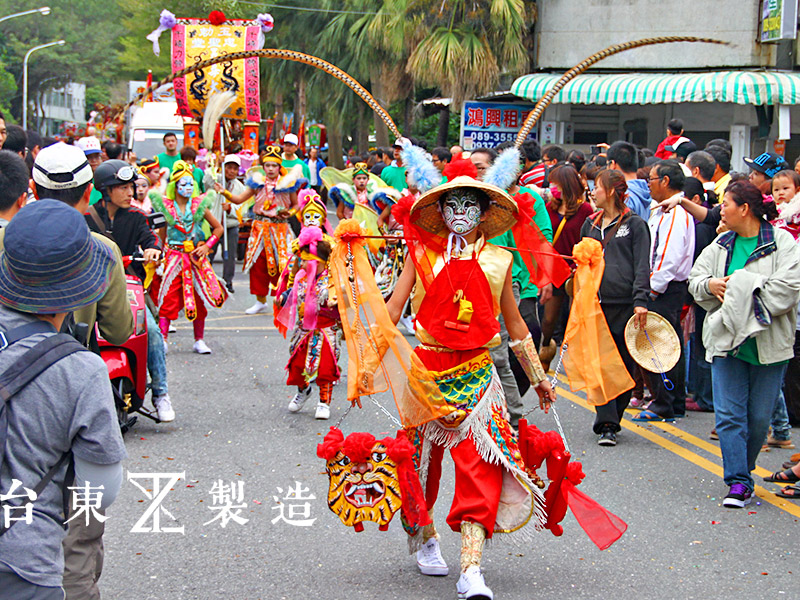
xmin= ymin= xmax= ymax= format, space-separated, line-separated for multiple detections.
xmin=442 ymin=190 xmax=482 ymax=235
xmin=303 ymin=210 xmax=323 ymax=228
xmin=176 ymin=176 xmax=195 ymax=198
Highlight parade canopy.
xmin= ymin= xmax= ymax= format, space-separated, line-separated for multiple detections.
xmin=511 ymin=71 xmax=800 ymax=106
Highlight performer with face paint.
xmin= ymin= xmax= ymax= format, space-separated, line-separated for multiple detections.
xmin=381 ymin=175 xmax=555 ymax=600
xmin=151 ymin=160 xmax=228 ymax=354
xmin=215 ymin=145 xmax=304 ymax=315
xmin=273 ymin=190 xmax=341 ymax=420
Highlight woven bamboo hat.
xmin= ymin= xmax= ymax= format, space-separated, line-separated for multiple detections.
xmin=409 ymin=175 xmax=518 ymax=240
xmin=624 ymin=312 xmax=680 ymax=373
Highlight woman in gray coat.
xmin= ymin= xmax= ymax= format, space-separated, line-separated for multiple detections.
xmin=689 ymin=181 xmax=800 ymax=509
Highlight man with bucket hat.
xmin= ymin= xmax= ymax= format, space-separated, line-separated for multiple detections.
xmin=0 ymin=200 xmax=126 ymax=599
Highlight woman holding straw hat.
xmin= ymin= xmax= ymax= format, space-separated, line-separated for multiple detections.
xmin=689 ymin=181 xmax=800 ymax=509
xmin=580 ymin=169 xmax=651 ymax=446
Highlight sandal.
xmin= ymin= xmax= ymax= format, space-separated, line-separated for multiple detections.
xmin=782 ymin=461 xmax=799 ymax=470
xmin=632 ymin=410 xmax=675 ymax=423
xmin=776 ymin=484 xmax=800 ymax=499
xmin=763 ymin=468 xmax=800 ymax=483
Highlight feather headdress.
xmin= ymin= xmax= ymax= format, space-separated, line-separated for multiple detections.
xmin=484 ymin=147 xmax=522 ymax=192
xmin=401 ymin=142 xmax=441 ymax=194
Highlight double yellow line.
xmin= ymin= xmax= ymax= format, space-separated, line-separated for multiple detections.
xmin=554 ymin=382 xmax=800 ymax=518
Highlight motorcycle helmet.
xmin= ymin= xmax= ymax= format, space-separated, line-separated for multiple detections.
xmin=93 ymin=159 xmax=136 ymax=196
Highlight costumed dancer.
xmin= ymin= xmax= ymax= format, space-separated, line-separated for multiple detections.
xmin=322 ymin=162 xmax=399 ymax=262
xmin=274 ymin=189 xmax=335 ymax=320
xmin=152 ymin=160 xmax=228 ymax=354
xmin=276 ymin=224 xmax=341 ymax=420
xmin=216 ymin=145 xmax=304 ymax=315
xmin=380 ymin=176 xmax=555 ymax=599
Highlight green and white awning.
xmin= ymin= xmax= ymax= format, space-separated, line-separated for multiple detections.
xmin=510 ymin=71 xmax=800 ymax=106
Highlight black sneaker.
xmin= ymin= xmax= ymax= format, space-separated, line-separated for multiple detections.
xmin=225 ymin=281 xmax=235 ymax=294
xmin=598 ymin=428 xmax=617 ymax=446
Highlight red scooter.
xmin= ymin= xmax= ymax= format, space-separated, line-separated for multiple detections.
xmin=97 ymin=212 xmax=168 ymax=432
xmin=96 ymin=268 xmax=159 ymax=432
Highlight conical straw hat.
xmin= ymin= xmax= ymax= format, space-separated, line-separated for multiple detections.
xmin=624 ymin=312 xmax=680 ymax=373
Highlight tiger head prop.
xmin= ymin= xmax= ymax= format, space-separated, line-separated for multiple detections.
xmin=317 ymin=427 xmax=430 ymax=533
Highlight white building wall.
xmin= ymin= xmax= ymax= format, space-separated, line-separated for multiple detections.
xmin=536 ymin=0 xmax=773 ymax=70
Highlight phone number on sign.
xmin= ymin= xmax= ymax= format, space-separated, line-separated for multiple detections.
xmin=465 ymin=131 xmax=519 ymax=144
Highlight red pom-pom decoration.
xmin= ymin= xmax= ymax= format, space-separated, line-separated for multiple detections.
xmin=208 ymin=10 xmax=226 ymax=25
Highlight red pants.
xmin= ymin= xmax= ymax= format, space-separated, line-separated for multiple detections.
xmin=159 ymin=277 xmax=208 ymax=322
xmin=249 ymin=250 xmax=280 ymax=297
xmin=425 ymin=436 xmax=503 ymax=537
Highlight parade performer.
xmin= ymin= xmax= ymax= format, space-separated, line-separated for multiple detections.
xmin=216 ymin=145 xmax=304 ymax=315
xmin=332 ymin=175 xmax=556 ymax=600
xmin=152 ymin=160 xmax=228 ymax=354
xmin=322 ymin=161 xmax=400 ymax=221
xmin=277 ymin=224 xmax=341 ymax=420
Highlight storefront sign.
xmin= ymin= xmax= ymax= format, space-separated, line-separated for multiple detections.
xmin=460 ymin=101 xmax=537 ymax=150
xmin=761 ymin=0 xmax=798 ymax=42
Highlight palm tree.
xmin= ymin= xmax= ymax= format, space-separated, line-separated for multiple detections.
xmin=404 ymin=0 xmax=534 ymax=107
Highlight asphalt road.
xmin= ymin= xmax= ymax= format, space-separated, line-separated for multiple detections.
xmin=100 ymin=263 xmax=799 ymax=600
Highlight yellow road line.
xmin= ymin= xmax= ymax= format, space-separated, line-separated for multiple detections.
xmin=554 ymin=385 xmax=800 ymax=518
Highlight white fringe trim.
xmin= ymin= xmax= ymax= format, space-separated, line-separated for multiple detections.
xmin=406 ymin=368 xmax=547 ymax=551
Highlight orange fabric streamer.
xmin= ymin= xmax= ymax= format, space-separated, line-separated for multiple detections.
xmin=561 ymin=238 xmax=634 ymax=405
xmin=328 ymin=219 xmax=453 ymax=428
xmin=512 ymin=192 xmax=572 ymax=289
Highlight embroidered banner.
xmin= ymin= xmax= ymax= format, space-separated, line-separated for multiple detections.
xmin=171 ymin=21 xmax=261 ymax=121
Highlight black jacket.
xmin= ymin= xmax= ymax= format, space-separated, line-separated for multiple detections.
xmin=85 ymin=203 xmax=161 ymax=281
xmin=580 ymin=210 xmax=651 ymax=309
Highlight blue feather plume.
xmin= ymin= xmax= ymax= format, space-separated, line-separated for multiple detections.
xmin=484 ymin=147 xmax=522 ymax=191
xmin=401 ymin=143 xmax=442 ymax=193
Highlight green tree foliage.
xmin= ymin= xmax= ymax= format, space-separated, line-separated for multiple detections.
xmin=0 ymin=0 xmax=533 ymax=148
xmin=0 ymin=0 xmax=124 ymax=122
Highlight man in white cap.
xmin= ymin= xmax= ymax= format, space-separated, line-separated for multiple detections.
xmin=205 ymin=154 xmax=244 ymax=293
xmin=281 ymin=133 xmax=310 ymax=179
xmin=76 ymin=136 xmax=104 ymax=206
xmin=22 ymin=141 xmax=133 ymax=600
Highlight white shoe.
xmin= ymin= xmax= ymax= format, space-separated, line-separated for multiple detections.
xmin=245 ymin=300 xmax=268 ymax=315
xmin=314 ymin=402 xmax=330 ymax=420
xmin=163 ymin=340 xmax=169 ymax=355
xmin=288 ymin=387 xmax=312 ymax=413
xmin=168 ymin=324 xmax=177 ymax=333
xmin=193 ymin=339 xmax=212 ymax=354
xmin=457 ymin=566 xmax=493 ymax=600
xmin=399 ymin=315 xmax=415 ymax=334
xmin=416 ymin=537 xmax=448 ymax=576
xmin=153 ymin=395 xmax=176 ymax=422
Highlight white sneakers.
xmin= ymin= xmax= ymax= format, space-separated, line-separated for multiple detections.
xmin=168 ymin=323 xmax=177 ymax=333
xmin=399 ymin=315 xmax=415 ymax=335
xmin=415 ymin=538 xmax=491 ymax=600
xmin=416 ymin=538 xmax=448 ymax=576
xmin=153 ymin=395 xmax=175 ymax=422
xmin=193 ymin=339 xmax=212 ymax=354
xmin=457 ymin=566 xmax=493 ymax=600
xmin=245 ymin=300 xmax=269 ymax=315
xmin=288 ymin=387 xmax=312 ymax=413
xmin=314 ymin=402 xmax=330 ymax=420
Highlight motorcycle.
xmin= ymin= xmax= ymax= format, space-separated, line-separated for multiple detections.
xmin=97 ymin=267 xmax=155 ymax=432
xmin=98 ymin=212 xmax=168 ymax=433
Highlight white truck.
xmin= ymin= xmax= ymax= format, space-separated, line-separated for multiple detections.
xmin=127 ymin=101 xmax=187 ymax=161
